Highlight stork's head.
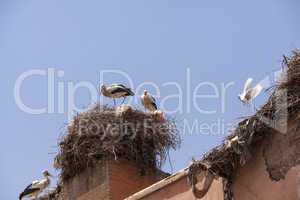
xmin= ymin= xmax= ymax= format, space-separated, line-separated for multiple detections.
xmin=42 ymin=170 xmax=52 ymax=177
xmin=143 ymin=90 xmax=148 ymax=95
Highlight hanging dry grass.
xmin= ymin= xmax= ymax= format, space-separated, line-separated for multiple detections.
xmin=38 ymin=185 xmax=62 ymax=200
xmin=188 ymin=50 xmax=300 ymax=200
xmin=54 ymin=105 xmax=180 ymax=182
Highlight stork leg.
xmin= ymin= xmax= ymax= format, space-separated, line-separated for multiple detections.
xmin=121 ymin=97 xmax=126 ymax=104
xmin=253 ymin=100 xmax=257 ymax=112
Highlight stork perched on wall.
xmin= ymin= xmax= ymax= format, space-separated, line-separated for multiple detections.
xmin=238 ymin=78 xmax=263 ymax=105
xmin=19 ymin=170 xmax=52 ymax=200
xmin=101 ymin=84 xmax=135 ymax=106
xmin=140 ymin=90 xmax=157 ymax=112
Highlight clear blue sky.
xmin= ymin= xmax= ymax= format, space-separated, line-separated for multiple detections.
xmin=1 ymin=1 xmax=300 ymax=199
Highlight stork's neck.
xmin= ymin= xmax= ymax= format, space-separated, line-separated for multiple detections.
xmin=44 ymin=175 xmax=51 ymax=185
xmin=101 ymin=87 xmax=109 ymax=96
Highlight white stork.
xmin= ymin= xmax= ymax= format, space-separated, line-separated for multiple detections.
xmin=101 ymin=84 xmax=135 ymax=105
xmin=140 ymin=90 xmax=157 ymax=112
xmin=19 ymin=170 xmax=52 ymax=200
xmin=238 ymin=78 xmax=263 ymax=105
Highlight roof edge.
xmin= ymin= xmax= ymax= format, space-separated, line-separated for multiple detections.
xmin=125 ymin=168 xmax=189 ymax=200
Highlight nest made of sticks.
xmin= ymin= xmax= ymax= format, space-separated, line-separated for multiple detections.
xmin=188 ymin=50 xmax=300 ymax=200
xmin=55 ymin=105 xmax=180 ymax=182
xmin=38 ymin=185 xmax=62 ymax=200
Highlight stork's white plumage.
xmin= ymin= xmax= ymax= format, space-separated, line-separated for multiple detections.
xmin=101 ymin=84 xmax=135 ymax=105
xmin=19 ymin=170 xmax=52 ymax=200
xmin=225 ymin=136 xmax=239 ymax=149
xmin=140 ymin=90 xmax=157 ymax=112
xmin=115 ymin=105 xmax=133 ymax=117
xmin=238 ymin=78 xmax=263 ymax=104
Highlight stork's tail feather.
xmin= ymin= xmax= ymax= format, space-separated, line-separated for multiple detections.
xmin=152 ymin=102 xmax=158 ymax=110
xmin=19 ymin=193 xmax=23 ymax=200
xmin=127 ymin=89 xmax=135 ymax=96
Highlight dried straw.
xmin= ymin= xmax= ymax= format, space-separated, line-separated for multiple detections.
xmin=54 ymin=105 xmax=180 ymax=182
xmin=188 ymin=50 xmax=300 ymax=199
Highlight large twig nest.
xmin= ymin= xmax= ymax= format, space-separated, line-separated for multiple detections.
xmin=55 ymin=104 xmax=180 ymax=182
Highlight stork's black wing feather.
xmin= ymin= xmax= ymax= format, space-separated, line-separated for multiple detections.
xmin=126 ymin=88 xmax=135 ymax=96
xmin=110 ymin=87 xmax=128 ymax=94
xmin=111 ymin=86 xmax=134 ymax=96
xmin=113 ymin=83 xmax=127 ymax=88
xmin=152 ymin=102 xmax=158 ymax=110
xmin=150 ymin=95 xmax=156 ymax=103
xmin=19 ymin=183 xmax=40 ymax=200
xmin=149 ymin=95 xmax=157 ymax=109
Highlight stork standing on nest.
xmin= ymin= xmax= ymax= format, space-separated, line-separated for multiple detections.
xmin=101 ymin=84 xmax=135 ymax=106
xmin=140 ymin=90 xmax=158 ymax=112
xmin=19 ymin=170 xmax=52 ymax=200
xmin=238 ymin=78 xmax=263 ymax=106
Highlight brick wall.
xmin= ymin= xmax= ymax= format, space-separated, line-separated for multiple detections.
xmin=61 ymin=160 xmax=168 ymax=200
xmin=109 ymin=160 xmax=167 ymax=200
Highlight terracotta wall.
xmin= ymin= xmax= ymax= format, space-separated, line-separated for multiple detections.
xmin=233 ymin=146 xmax=300 ymax=200
xmin=139 ymin=177 xmax=224 ymax=200
xmin=136 ymin=147 xmax=300 ymax=200
xmin=62 ymin=161 xmax=109 ymax=200
xmin=61 ymin=160 xmax=167 ymax=200
xmin=109 ymin=160 xmax=168 ymax=200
